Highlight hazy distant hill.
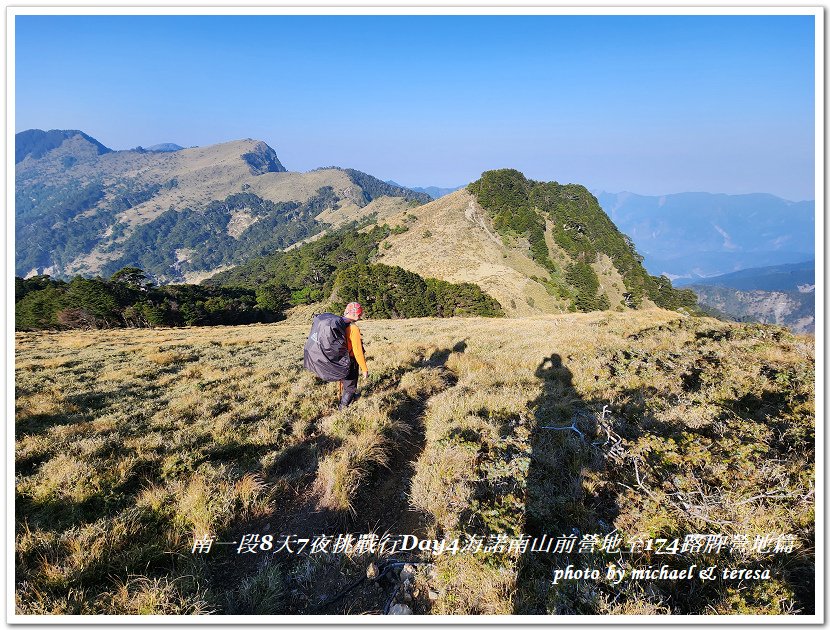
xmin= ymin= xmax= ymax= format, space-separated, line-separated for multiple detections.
xmin=386 ymin=181 xmax=463 ymax=199
xmin=675 ymin=260 xmax=814 ymax=292
xmin=595 ymin=191 xmax=814 ymax=280
xmin=15 ymin=130 xmax=428 ymax=283
xmin=681 ymin=260 xmax=815 ymax=333
xmin=144 ymin=143 xmax=184 ymax=152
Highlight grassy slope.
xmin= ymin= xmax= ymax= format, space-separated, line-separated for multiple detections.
xmin=18 ymin=137 xmax=372 ymax=278
xmin=74 ymin=164 xmax=354 ymax=278
xmin=15 ymin=311 xmax=814 ymax=615
xmin=377 ymin=190 xmax=567 ymax=316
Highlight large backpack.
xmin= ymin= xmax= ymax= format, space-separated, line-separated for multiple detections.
xmin=303 ymin=313 xmax=352 ymax=381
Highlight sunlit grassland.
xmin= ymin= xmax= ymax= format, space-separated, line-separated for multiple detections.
xmin=15 ymin=310 xmax=814 ymax=614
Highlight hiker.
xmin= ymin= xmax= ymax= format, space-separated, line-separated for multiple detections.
xmin=303 ymin=302 xmax=369 ymax=410
xmin=339 ymin=302 xmax=369 ymax=409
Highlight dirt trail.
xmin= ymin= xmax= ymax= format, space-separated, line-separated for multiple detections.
xmin=309 ymin=358 xmax=460 ymax=614
xmin=214 ymin=347 xmax=466 ymax=615
xmin=350 ymin=363 xmax=458 ymax=536
xmin=464 ymin=198 xmax=502 ymax=245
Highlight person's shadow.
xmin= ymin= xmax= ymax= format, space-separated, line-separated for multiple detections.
xmin=514 ymin=354 xmax=617 ymax=614
xmin=514 ymin=351 xmax=815 ymax=615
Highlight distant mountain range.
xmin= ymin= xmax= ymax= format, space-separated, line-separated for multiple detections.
xmin=15 ymin=129 xmax=428 ymax=284
xmin=675 ymin=260 xmax=815 ymax=292
xmin=595 ymin=191 xmax=814 ymax=280
xmin=386 ymin=181 xmax=463 ymax=200
xmin=681 ymin=260 xmax=815 ymax=333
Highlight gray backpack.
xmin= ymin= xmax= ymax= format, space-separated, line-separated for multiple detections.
xmin=303 ymin=313 xmax=351 ymax=381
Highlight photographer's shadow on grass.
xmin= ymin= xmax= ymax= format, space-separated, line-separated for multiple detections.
xmin=514 ymin=353 xmax=616 ymax=614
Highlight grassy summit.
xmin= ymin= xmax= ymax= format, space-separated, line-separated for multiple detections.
xmin=468 ymin=169 xmax=699 ymax=312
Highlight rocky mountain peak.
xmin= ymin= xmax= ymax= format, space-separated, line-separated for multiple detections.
xmin=241 ymin=141 xmax=286 ymax=175
xmin=15 ymin=129 xmax=112 ymax=164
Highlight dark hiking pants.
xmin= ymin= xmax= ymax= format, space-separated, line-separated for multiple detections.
xmin=339 ymin=359 xmax=359 ymax=410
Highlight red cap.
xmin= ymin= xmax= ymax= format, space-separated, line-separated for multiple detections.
xmin=344 ymin=302 xmax=363 ymax=320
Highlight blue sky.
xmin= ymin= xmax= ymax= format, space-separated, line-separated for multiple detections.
xmin=15 ymin=14 xmax=816 ymax=200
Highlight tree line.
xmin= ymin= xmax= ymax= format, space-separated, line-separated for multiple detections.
xmin=15 ymin=268 xmax=285 ymax=331
xmin=332 ymin=263 xmax=503 ymax=318
xmin=17 ymin=223 xmax=505 ymax=330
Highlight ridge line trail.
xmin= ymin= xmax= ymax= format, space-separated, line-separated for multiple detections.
xmin=255 ymin=340 xmax=469 ymax=614
xmin=465 ymin=199 xmax=502 ymax=246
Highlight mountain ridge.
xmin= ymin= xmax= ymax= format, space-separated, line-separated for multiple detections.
xmin=16 ymin=128 xmax=112 ymax=164
xmin=595 ymin=190 xmax=814 ymax=280
xmin=15 ymin=129 xmax=808 ymax=323
xmin=209 ymin=169 xmax=699 ymax=317
xmin=679 ymin=260 xmax=815 ymax=333
xmin=15 ymin=130 xmax=427 ymax=283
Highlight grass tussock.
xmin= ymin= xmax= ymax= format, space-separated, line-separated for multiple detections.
xmin=16 ymin=390 xmax=80 ymax=421
xmin=314 ymin=431 xmax=390 ymax=513
xmin=146 ymin=350 xmax=196 ymax=366
xmin=225 ymin=559 xmax=284 ymax=614
xmin=429 ymin=554 xmax=515 ymax=615
xmin=410 ymin=444 xmax=476 ymax=532
xmin=98 ymin=575 xmax=215 ymax=615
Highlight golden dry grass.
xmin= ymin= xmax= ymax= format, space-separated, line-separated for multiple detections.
xmin=377 ymin=191 xmax=566 ymax=316
xmin=14 ymin=310 xmax=815 ymax=615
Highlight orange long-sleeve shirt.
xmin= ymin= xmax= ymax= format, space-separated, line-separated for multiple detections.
xmin=346 ymin=324 xmax=367 ymax=373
